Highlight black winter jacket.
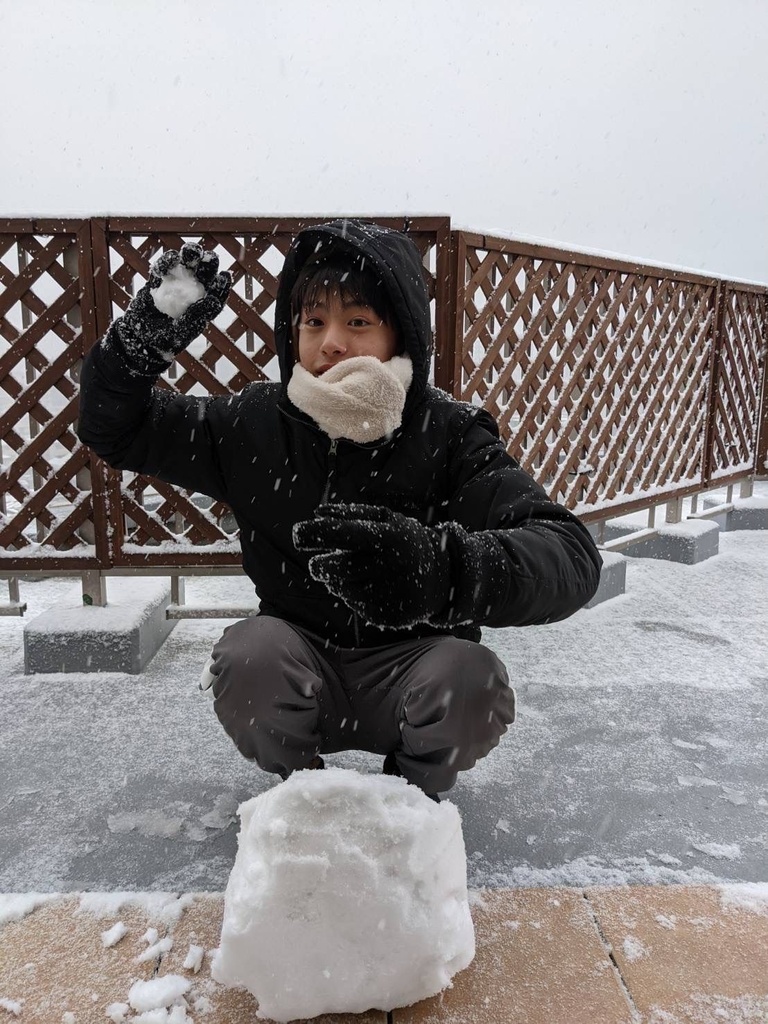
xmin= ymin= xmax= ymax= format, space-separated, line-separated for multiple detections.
xmin=77 ymin=220 xmax=602 ymax=647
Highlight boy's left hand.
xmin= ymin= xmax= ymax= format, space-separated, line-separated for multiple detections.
xmin=293 ymin=504 xmax=451 ymax=628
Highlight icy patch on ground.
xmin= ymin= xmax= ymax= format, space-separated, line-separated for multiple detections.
xmin=212 ymin=767 xmax=475 ymax=1022
xmin=108 ymin=809 xmax=186 ymax=839
xmin=690 ymin=842 xmax=742 ymax=860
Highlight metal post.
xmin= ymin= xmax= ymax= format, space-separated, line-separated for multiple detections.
xmin=0 ymin=578 xmax=27 ymax=616
xmin=171 ymin=575 xmax=185 ymax=606
xmin=81 ymin=570 xmax=107 ymax=606
xmin=665 ymin=496 xmax=684 ymax=524
xmin=739 ymin=477 xmax=753 ymax=499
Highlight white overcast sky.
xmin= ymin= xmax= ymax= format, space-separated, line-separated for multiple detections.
xmin=2 ymin=0 xmax=767 ymax=282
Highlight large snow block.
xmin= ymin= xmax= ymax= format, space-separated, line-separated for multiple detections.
xmin=24 ymin=578 xmax=176 ymax=674
xmin=212 ymin=767 xmax=475 ymax=1022
xmin=586 ymin=551 xmax=626 ymax=607
xmin=620 ymin=519 xmax=720 ymax=565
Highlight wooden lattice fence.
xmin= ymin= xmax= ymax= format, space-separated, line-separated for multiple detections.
xmin=440 ymin=233 xmax=767 ymax=521
xmin=0 ymin=217 xmax=451 ymax=571
xmin=0 ymin=217 xmax=765 ymax=575
xmin=0 ymin=220 xmax=103 ymax=570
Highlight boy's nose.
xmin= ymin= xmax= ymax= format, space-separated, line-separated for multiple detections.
xmin=320 ymin=330 xmax=347 ymax=355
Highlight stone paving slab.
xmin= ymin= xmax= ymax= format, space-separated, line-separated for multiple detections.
xmin=0 ymin=897 xmax=161 ymax=1023
xmin=1 ymin=887 xmax=767 ymax=1023
xmin=585 ymin=885 xmax=768 ymax=1023
xmin=394 ymin=888 xmax=632 ymax=1024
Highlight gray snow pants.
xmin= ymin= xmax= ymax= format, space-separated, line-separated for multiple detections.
xmin=209 ymin=615 xmax=516 ymax=794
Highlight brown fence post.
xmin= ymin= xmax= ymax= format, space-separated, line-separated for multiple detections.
xmin=431 ymin=218 xmax=456 ymax=395
xmin=434 ymin=230 xmax=463 ymax=397
xmin=702 ymin=281 xmax=727 ymax=486
xmin=83 ymin=218 xmax=118 ymax=574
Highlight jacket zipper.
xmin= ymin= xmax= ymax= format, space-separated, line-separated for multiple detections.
xmin=321 ymin=437 xmax=361 ymax=644
xmin=321 ymin=438 xmax=338 ymax=503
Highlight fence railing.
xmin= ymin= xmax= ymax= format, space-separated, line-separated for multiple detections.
xmin=1 ymin=216 xmax=765 ymax=587
xmin=439 ymin=232 xmax=767 ymax=520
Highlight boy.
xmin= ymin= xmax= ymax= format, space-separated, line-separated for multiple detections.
xmin=77 ymin=220 xmax=602 ymax=798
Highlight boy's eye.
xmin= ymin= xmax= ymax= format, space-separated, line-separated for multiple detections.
xmin=349 ymin=317 xmax=371 ymax=327
xmin=301 ymin=317 xmax=323 ymax=328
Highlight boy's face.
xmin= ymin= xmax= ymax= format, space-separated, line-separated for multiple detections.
xmin=297 ymin=291 xmax=399 ymax=376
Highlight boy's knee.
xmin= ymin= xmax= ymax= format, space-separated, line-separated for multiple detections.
xmin=210 ymin=616 xmax=323 ymax=749
xmin=414 ymin=640 xmax=513 ymax=723
xmin=211 ymin=615 xmax=315 ymax=696
xmin=460 ymin=644 xmax=515 ymax=724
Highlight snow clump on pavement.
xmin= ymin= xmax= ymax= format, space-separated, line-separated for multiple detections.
xmin=212 ymin=766 xmax=475 ymax=1022
xmin=101 ymin=920 xmax=128 ymax=947
xmin=128 ymin=975 xmax=190 ymax=1013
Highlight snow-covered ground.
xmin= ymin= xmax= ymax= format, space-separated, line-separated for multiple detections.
xmin=1 ymin=504 xmax=766 ymax=893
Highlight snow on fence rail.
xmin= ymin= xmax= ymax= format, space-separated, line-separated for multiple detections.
xmin=0 ymin=216 xmax=765 ymax=580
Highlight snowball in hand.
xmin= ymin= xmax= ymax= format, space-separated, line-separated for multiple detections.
xmin=212 ymin=767 xmax=475 ymax=1021
xmin=151 ymin=262 xmax=206 ymax=319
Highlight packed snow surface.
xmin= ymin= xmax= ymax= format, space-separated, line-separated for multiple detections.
xmin=151 ymin=263 xmax=206 ymax=319
xmin=212 ymin=766 xmax=475 ymax=1022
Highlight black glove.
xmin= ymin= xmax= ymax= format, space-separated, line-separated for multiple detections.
xmin=293 ymin=503 xmax=452 ymax=629
xmin=113 ymin=243 xmax=231 ymax=376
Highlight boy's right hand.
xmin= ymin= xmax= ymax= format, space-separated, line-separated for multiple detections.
xmin=113 ymin=243 xmax=232 ymax=375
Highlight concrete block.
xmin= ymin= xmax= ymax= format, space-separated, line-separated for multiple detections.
xmin=586 ymin=551 xmax=626 ymax=608
xmin=24 ymin=577 xmax=176 ymax=674
xmin=620 ymin=519 xmax=720 ymax=565
xmin=588 ymin=521 xmax=637 ymax=543
xmin=725 ymin=496 xmax=768 ymax=531
xmin=700 ymin=496 xmax=731 ymax=531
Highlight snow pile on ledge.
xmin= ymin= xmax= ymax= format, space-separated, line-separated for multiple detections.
xmin=212 ymin=767 xmax=475 ymax=1022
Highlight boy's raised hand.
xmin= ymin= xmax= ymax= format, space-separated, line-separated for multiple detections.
xmin=293 ymin=503 xmax=451 ymax=628
xmin=114 ymin=242 xmax=232 ymax=375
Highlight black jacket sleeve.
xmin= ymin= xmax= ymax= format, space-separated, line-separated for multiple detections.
xmin=434 ymin=408 xmax=602 ymax=628
xmin=76 ymin=324 xmax=231 ymax=504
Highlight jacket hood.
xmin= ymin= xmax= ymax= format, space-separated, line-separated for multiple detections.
xmin=274 ymin=220 xmax=433 ymax=408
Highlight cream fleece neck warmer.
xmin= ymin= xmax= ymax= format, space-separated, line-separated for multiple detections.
xmin=287 ymin=355 xmax=413 ymax=443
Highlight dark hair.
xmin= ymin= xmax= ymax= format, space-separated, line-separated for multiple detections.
xmin=289 ymin=248 xmax=395 ymax=330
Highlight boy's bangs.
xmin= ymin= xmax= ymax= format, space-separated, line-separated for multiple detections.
xmin=291 ymin=256 xmax=392 ymax=326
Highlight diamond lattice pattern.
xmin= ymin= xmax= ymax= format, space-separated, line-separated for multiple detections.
xmin=708 ymin=288 xmax=766 ymax=481
xmin=457 ymin=246 xmax=715 ymax=515
xmin=0 ymin=231 xmax=98 ymax=557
